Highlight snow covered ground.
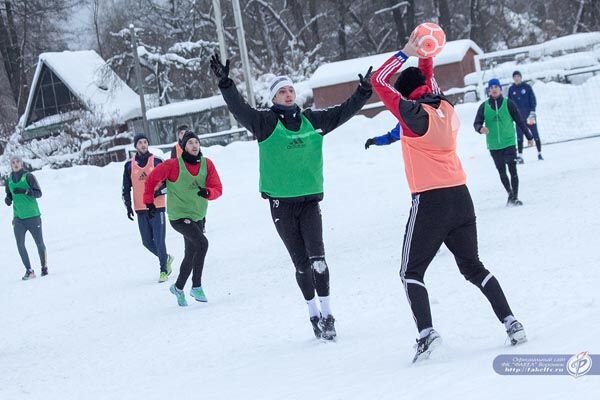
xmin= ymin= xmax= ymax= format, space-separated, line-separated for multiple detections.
xmin=1 ymin=102 xmax=599 ymax=399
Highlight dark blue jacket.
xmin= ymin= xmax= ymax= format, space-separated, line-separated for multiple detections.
xmin=373 ymin=123 xmax=402 ymax=145
xmin=508 ymin=82 xmax=536 ymax=115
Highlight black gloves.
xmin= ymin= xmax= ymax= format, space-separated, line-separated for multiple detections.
xmin=127 ymin=206 xmax=134 ymax=221
xmin=358 ymin=66 xmax=373 ymax=91
xmin=12 ymin=188 xmax=27 ymax=195
xmin=4 ymin=197 xmax=11 ymax=206
xmin=146 ymin=203 xmax=156 ymax=218
xmin=197 ymin=187 xmax=209 ymax=198
xmin=210 ymin=52 xmax=230 ymax=82
xmin=364 ymin=138 xmax=375 ymax=149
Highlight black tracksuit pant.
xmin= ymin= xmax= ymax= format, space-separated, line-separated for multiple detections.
xmin=400 ymin=185 xmax=514 ymax=332
xmin=13 ymin=216 xmax=47 ymax=271
xmin=269 ymin=199 xmax=330 ymax=300
xmin=516 ymin=123 xmax=542 ymax=153
xmin=170 ymin=218 xmax=208 ymax=290
xmin=490 ymin=145 xmax=519 ymax=198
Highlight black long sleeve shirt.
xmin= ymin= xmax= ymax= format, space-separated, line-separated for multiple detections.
xmin=218 ymin=78 xmax=372 ymax=142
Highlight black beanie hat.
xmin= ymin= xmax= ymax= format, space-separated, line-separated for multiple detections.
xmin=133 ymin=133 xmax=148 ymax=147
xmin=394 ymin=67 xmax=426 ymax=98
xmin=512 ymin=70 xmax=522 ymax=77
xmin=181 ymin=130 xmax=200 ymax=149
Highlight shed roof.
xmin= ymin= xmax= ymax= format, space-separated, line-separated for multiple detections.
xmin=309 ymin=39 xmax=483 ymax=88
xmin=20 ymin=50 xmax=141 ymax=130
xmin=146 ymin=95 xmax=226 ymax=121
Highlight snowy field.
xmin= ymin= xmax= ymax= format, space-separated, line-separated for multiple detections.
xmin=1 ymin=102 xmax=599 ymax=399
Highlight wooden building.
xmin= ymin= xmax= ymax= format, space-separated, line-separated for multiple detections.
xmin=309 ymin=40 xmax=483 ymax=117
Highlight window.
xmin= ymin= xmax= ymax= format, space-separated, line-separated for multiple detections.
xmin=26 ymin=64 xmax=85 ymax=126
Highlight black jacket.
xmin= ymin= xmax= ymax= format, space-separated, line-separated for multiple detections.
xmin=219 ymin=78 xmax=372 ymax=142
xmin=122 ymin=152 xmax=165 ymax=212
xmin=5 ymin=170 xmax=42 ymax=201
xmin=473 ymin=95 xmax=532 ymax=139
xmin=218 ymin=77 xmax=372 ymax=201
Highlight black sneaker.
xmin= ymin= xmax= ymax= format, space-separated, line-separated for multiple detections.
xmin=413 ymin=329 xmax=441 ymax=363
xmin=41 ymin=266 xmax=48 ymax=276
xmin=320 ymin=315 xmax=337 ymax=341
xmin=512 ymin=198 xmax=523 ymax=206
xmin=310 ymin=316 xmax=322 ymax=339
xmin=516 ymin=156 xmax=525 ymax=164
xmin=538 ymin=154 xmax=544 ymax=161
xmin=22 ymin=269 xmax=36 ymax=280
xmin=506 ymin=193 xmax=515 ymax=207
xmin=506 ymin=321 xmax=527 ymax=345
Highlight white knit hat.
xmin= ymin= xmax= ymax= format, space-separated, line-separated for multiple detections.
xmin=269 ymin=75 xmax=294 ymax=101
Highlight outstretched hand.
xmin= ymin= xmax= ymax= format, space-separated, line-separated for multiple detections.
xmin=364 ymin=138 xmax=375 ymax=149
xmin=358 ymin=66 xmax=373 ymax=91
xmin=402 ymin=32 xmax=420 ymax=58
xmin=209 ymin=52 xmax=230 ymax=81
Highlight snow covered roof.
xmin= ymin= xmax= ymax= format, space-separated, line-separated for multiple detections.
xmin=465 ymin=32 xmax=600 ymax=86
xmin=479 ymin=32 xmax=600 ymax=61
xmin=464 ymin=51 xmax=600 ymax=86
xmin=20 ymin=50 xmax=141 ymax=130
xmin=309 ymin=39 xmax=483 ymax=88
xmin=146 ymin=95 xmax=226 ymax=121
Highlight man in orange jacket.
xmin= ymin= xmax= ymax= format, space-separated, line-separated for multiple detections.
xmin=371 ymin=35 xmax=527 ymax=362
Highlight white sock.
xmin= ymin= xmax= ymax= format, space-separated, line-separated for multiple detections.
xmin=306 ymin=297 xmax=320 ymax=318
xmin=419 ymin=328 xmax=433 ymax=339
xmin=503 ymin=315 xmax=516 ymax=330
xmin=318 ymin=296 xmax=332 ymax=317
xmin=518 ymin=153 xmax=523 ymax=158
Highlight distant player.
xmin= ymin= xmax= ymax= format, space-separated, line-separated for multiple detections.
xmin=122 ymin=133 xmax=173 ymax=283
xmin=474 ymin=78 xmax=533 ymax=206
xmin=4 ymin=155 xmax=48 ymax=280
xmin=170 ymin=125 xmax=189 ymax=159
xmin=508 ymin=71 xmax=543 ymax=161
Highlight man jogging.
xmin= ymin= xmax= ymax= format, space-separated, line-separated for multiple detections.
xmin=122 ymin=133 xmax=173 ymax=283
xmin=210 ymin=52 xmax=372 ymax=341
xmin=508 ymin=71 xmax=543 ymax=161
xmin=474 ymin=78 xmax=533 ymax=206
xmin=4 ymin=155 xmax=48 ymax=280
xmin=371 ymin=36 xmax=526 ymax=362
xmin=144 ymin=131 xmax=222 ymax=307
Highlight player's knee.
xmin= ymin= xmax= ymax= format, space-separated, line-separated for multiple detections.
xmin=462 ymin=263 xmax=489 ymax=285
xmin=310 ymin=258 xmax=328 ymax=275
